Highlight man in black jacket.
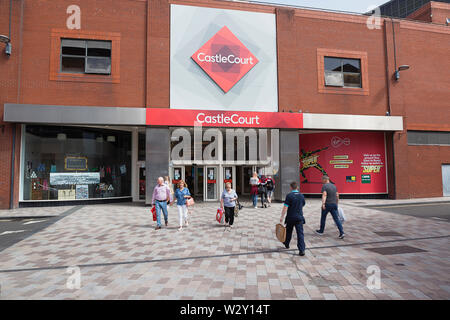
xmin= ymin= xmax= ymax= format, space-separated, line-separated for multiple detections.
xmin=279 ymin=181 xmax=306 ymax=256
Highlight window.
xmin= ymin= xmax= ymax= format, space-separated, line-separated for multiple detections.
xmin=324 ymin=57 xmax=361 ymax=88
xmin=22 ymin=125 xmax=131 ymax=201
xmin=317 ymin=49 xmax=368 ymax=95
xmin=61 ymin=39 xmax=111 ymax=74
xmin=408 ymin=131 xmax=450 ymax=146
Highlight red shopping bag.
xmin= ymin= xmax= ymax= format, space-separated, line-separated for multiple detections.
xmin=151 ymin=206 xmax=157 ymax=221
xmin=216 ymin=208 xmax=224 ymax=224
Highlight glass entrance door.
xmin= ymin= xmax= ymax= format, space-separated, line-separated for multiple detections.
xmin=204 ymin=166 xmax=219 ymax=201
xmin=138 ymin=161 xmax=146 ymax=201
xmin=223 ymin=166 xmax=236 ymax=191
xmin=242 ymin=166 xmax=253 ymax=195
xmin=194 ymin=166 xmax=204 ymax=198
xmin=171 ymin=166 xmax=185 ymax=191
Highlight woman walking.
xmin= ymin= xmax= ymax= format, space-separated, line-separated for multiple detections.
xmin=220 ymin=182 xmax=238 ymax=230
xmin=173 ymin=180 xmax=191 ymax=231
xmin=249 ymin=172 xmax=259 ymax=209
xmin=259 ymin=175 xmax=268 ymax=208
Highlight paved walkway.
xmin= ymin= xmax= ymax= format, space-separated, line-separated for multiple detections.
xmin=0 ymin=199 xmax=449 ymax=300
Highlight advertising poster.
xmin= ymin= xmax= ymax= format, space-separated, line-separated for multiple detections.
xmin=76 ymin=185 xmax=89 ymax=200
xmin=299 ymin=132 xmax=387 ymax=194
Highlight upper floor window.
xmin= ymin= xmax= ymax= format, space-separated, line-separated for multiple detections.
xmin=324 ymin=57 xmax=361 ymax=88
xmin=61 ymin=39 xmax=111 ymax=75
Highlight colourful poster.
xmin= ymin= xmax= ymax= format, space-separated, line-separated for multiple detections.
xmin=299 ymin=132 xmax=387 ymax=194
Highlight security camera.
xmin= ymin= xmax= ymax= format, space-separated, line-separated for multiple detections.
xmin=5 ymin=42 xmax=11 ymax=56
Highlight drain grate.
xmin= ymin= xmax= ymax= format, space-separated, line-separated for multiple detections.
xmin=374 ymin=231 xmax=404 ymax=237
xmin=365 ymin=245 xmax=427 ymax=255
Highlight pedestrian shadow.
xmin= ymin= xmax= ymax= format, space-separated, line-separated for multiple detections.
xmin=126 ymin=224 xmax=154 ymax=229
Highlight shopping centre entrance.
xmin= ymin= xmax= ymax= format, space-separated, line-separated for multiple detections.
xmin=167 ymin=126 xmax=278 ymax=201
xmin=170 ymin=165 xmax=266 ymax=201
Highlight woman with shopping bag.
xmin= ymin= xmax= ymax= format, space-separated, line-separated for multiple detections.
xmin=173 ymin=180 xmax=192 ymax=231
xmin=220 ymin=182 xmax=238 ymax=230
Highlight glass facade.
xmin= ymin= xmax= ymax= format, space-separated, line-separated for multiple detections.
xmin=22 ymin=125 xmax=131 ymax=201
xmin=377 ymin=0 xmax=450 ymax=18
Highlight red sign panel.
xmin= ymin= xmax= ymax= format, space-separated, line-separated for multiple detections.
xmin=299 ymin=132 xmax=387 ymax=194
xmin=192 ymin=26 xmax=259 ymax=93
xmin=146 ymin=109 xmax=303 ymax=129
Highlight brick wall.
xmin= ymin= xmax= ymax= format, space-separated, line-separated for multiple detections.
xmin=0 ymin=0 xmax=449 ymax=207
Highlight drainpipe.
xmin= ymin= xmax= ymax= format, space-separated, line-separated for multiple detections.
xmin=10 ymin=125 xmax=16 ymax=209
xmin=8 ymin=0 xmax=15 ymax=208
xmin=386 ymin=18 xmax=399 ymax=199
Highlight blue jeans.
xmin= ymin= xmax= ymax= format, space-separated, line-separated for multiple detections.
xmin=251 ymin=194 xmax=258 ymax=207
xmin=319 ymin=203 xmax=344 ymax=235
xmin=155 ymin=200 xmax=168 ymax=227
xmin=284 ymin=221 xmax=305 ymax=252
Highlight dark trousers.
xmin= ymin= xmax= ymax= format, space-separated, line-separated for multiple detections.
xmin=319 ymin=203 xmax=344 ymax=235
xmin=260 ymin=192 xmax=267 ymax=206
xmin=284 ymin=221 xmax=305 ymax=252
xmin=224 ymin=206 xmax=235 ymax=226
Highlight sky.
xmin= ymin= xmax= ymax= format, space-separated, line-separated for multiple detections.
xmin=247 ymin=0 xmax=389 ymax=13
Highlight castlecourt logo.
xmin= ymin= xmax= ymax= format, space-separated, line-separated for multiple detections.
xmin=197 ymin=53 xmax=256 ymax=65
xmin=191 ymin=26 xmax=259 ymax=93
xmin=196 ymin=112 xmax=260 ymax=125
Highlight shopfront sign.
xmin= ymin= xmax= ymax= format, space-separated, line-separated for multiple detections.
xmin=146 ymin=108 xmax=303 ymax=129
xmin=50 ymin=172 xmax=100 ymax=186
xmin=299 ymin=132 xmax=387 ymax=194
xmin=65 ymin=156 xmax=88 ymax=171
xmin=170 ymin=4 xmax=278 ymax=111
xmin=192 ymin=26 xmax=259 ymax=93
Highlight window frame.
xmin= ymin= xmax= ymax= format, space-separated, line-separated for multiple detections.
xmin=50 ymin=29 xmax=120 ymax=84
xmin=324 ymin=56 xmax=362 ymax=88
xmin=60 ymin=39 xmax=112 ymax=75
xmin=317 ymin=48 xmax=369 ymax=96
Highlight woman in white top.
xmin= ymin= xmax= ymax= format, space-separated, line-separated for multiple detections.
xmin=249 ymin=172 xmax=260 ymax=209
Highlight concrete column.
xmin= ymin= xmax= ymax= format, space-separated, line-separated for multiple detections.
xmin=277 ymin=130 xmax=300 ymax=201
xmin=145 ymin=127 xmax=170 ymax=205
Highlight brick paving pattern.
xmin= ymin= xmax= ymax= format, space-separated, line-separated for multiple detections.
xmin=0 ymin=199 xmax=449 ymax=300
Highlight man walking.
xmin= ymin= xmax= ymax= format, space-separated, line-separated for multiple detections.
xmin=152 ymin=177 xmax=171 ymax=230
xmin=316 ymin=175 xmax=345 ymax=239
xmin=279 ymin=182 xmax=306 ymax=256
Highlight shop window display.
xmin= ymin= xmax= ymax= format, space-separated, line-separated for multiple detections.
xmin=22 ymin=125 xmax=131 ymax=201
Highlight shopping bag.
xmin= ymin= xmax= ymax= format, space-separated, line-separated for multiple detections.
xmin=186 ymin=197 xmax=195 ymax=207
xmin=338 ymin=207 xmax=346 ymax=224
xmin=275 ymin=224 xmax=286 ymax=243
xmin=216 ymin=208 xmax=224 ymax=224
xmin=151 ymin=206 xmax=157 ymax=222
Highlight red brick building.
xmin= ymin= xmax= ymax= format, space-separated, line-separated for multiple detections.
xmin=0 ymin=0 xmax=449 ymax=209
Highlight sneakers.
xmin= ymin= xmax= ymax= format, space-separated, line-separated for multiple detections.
xmin=315 ymin=230 xmax=324 ymax=235
xmin=283 ymin=242 xmax=290 ymax=249
xmin=165 ymin=221 xmax=168 ymax=227
xmin=339 ymin=233 xmax=345 ymax=239
xmin=155 ymin=226 xmax=161 ymax=230
xmin=178 ymin=226 xmax=183 ymax=231
xmin=299 ymin=251 xmax=305 ymax=256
